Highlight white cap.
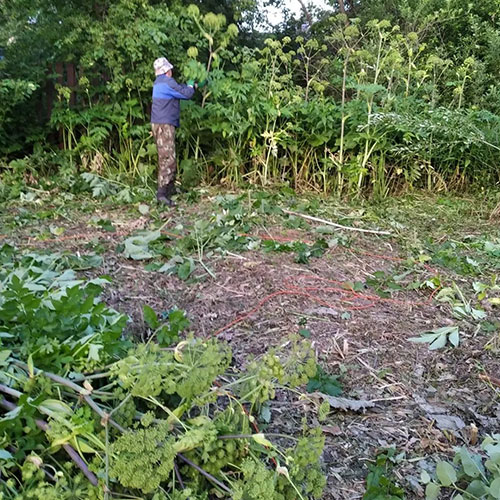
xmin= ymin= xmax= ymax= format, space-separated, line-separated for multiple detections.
xmin=154 ymin=57 xmax=173 ymax=76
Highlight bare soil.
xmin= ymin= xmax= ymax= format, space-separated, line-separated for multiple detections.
xmin=2 ymin=193 xmax=499 ymax=499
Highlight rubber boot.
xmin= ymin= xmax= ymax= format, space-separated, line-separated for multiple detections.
xmin=156 ymin=184 xmax=175 ymax=207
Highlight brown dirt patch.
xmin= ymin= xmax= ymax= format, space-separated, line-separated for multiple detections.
xmin=2 ymin=196 xmax=499 ymax=499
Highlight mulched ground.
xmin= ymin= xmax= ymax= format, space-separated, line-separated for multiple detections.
xmin=2 ymin=194 xmax=499 ymax=499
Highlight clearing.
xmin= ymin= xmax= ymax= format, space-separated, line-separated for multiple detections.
xmin=1 ymin=188 xmax=499 ymax=499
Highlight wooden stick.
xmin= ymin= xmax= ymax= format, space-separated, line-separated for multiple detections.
xmin=282 ymin=209 xmax=391 ymax=235
xmin=479 ymin=373 xmax=500 ymax=388
xmin=177 ymin=453 xmax=232 ymax=494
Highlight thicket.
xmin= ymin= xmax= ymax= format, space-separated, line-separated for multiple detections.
xmin=1 ymin=0 xmax=500 ymax=198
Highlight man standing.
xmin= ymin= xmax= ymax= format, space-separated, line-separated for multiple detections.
xmin=151 ymin=57 xmax=195 ymax=206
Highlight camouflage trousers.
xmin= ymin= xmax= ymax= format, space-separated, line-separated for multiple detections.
xmin=151 ymin=123 xmax=176 ymax=188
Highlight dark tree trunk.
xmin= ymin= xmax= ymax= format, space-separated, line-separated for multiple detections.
xmin=66 ymin=62 xmax=77 ymax=106
xmin=297 ymin=0 xmax=313 ymax=27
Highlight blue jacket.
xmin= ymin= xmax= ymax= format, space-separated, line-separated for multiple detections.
xmin=151 ymin=75 xmax=195 ymax=127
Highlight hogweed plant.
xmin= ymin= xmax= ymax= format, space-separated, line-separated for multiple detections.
xmin=0 ymin=245 xmax=327 ymax=499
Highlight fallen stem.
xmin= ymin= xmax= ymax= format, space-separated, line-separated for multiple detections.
xmin=174 ymin=461 xmax=185 ymax=490
xmin=0 ymin=397 xmax=98 ymax=486
xmin=0 ymin=384 xmax=23 ymax=399
xmin=177 ymin=453 xmax=232 ymax=494
xmin=218 ymin=433 xmax=297 ymax=441
xmin=282 ymin=209 xmax=391 ymax=235
xmin=14 ymin=361 xmax=125 ymax=433
xmin=479 ymin=373 xmax=500 ymax=388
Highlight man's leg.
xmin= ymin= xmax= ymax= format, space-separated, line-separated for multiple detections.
xmin=152 ymin=123 xmax=177 ymax=206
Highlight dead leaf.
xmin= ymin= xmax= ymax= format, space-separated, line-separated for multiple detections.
xmin=432 ymin=414 xmax=465 ymax=431
xmin=306 ymin=307 xmax=338 ymax=317
xmin=321 ymin=425 xmax=342 ymax=436
xmin=468 ymin=423 xmax=478 ymax=445
xmin=314 ymin=392 xmax=375 ymax=412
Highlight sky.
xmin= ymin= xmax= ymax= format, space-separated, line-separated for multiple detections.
xmin=267 ymin=0 xmax=332 ymax=25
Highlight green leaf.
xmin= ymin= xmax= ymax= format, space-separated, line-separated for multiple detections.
xmin=39 ymin=399 xmax=73 ymax=418
xmin=28 ymin=353 xmax=34 ymax=378
xmin=88 ymin=343 xmax=103 ymax=361
xmin=143 ymin=305 xmax=159 ymax=329
xmin=425 ymin=483 xmax=440 ymax=500
xmin=436 ymin=461 xmax=457 ymax=486
xmin=459 ymin=447 xmax=483 ymax=478
xmin=138 ymin=203 xmax=150 ymax=215
xmin=485 ymin=241 xmax=500 ymax=255
xmin=448 ymin=327 xmax=460 ymax=347
xmin=177 ymin=258 xmax=195 ymax=280
xmin=429 ymin=333 xmax=448 ymax=350
xmin=409 ymin=326 xmax=459 ymax=350
xmin=96 ymin=219 xmax=115 ymax=232
xmin=0 ymin=449 xmax=13 ymax=460
xmin=252 ymin=433 xmax=273 ymax=448
xmin=260 ymin=404 xmax=271 ymax=424
xmin=0 ymin=350 xmax=12 ymax=364
xmin=420 ymin=470 xmax=431 ymax=484
xmin=306 ymin=365 xmax=343 ymax=396
xmin=490 ymin=478 xmax=500 ymax=499
xmin=466 ymin=480 xmax=488 ymax=497
xmin=299 ymin=328 xmax=311 ymax=338
xmin=409 ymin=333 xmax=439 ymax=344
xmin=168 ymin=309 xmax=190 ymax=334
xmin=123 ymin=230 xmax=161 ymax=260
xmin=49 ymin=225 xmax=65 ymax=236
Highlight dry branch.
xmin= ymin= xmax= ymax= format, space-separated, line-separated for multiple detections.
xmin=282 ymin=209 xmax=392 ymax=235
xmin=479 ymin=373 xmax=500 ymax=388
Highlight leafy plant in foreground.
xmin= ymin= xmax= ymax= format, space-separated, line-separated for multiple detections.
xmin=143 ymin=305 xmax=190 ymax=346
xmin=363 ymin=448 xmax=405 ymax=500
xmin=423 ymin=435 xmax=500 ymax=499
xmin=0 ymin=245 xmax=128 ymax=372
xmin=0 ymin=247 xmax=326 ymax=499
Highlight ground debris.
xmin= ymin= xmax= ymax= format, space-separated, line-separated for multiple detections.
xmin=313 ymin=392 xmax=376 ymax=412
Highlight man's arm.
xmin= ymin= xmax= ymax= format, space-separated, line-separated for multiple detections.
xmin=166 ymin=78 xmax=195 ymax=100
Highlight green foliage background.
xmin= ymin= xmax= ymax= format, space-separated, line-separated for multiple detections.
xmin=1 ymin=0 xmax=500 ymax=197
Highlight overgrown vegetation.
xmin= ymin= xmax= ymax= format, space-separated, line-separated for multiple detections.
xmin=2 ymin=0 xmax=500 ymax=498
xmin=2 ymin=0 xmax=500 ymax=198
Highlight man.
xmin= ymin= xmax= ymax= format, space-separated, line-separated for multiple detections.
xmin=151 ymin=57 xmax=195 ymax=206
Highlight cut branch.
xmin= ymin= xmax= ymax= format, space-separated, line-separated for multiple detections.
xmin=14 ymin=361 xmax=125 ymax=433
xmin=0 ymin=397 xmax=98 ymax=486
xmin=177 ymin=453 xmax=232 ymax=494
xmin=479 ymin=373 xmax=500 ymax=388
xmin=282 ymin=209 xmax=392 ymax=235
xmin=297 ymin=0 xmax=313 ymax=26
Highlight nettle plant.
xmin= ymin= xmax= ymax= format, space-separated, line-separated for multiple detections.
xmin=0 ymin=245 xmax=326 ymax=500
